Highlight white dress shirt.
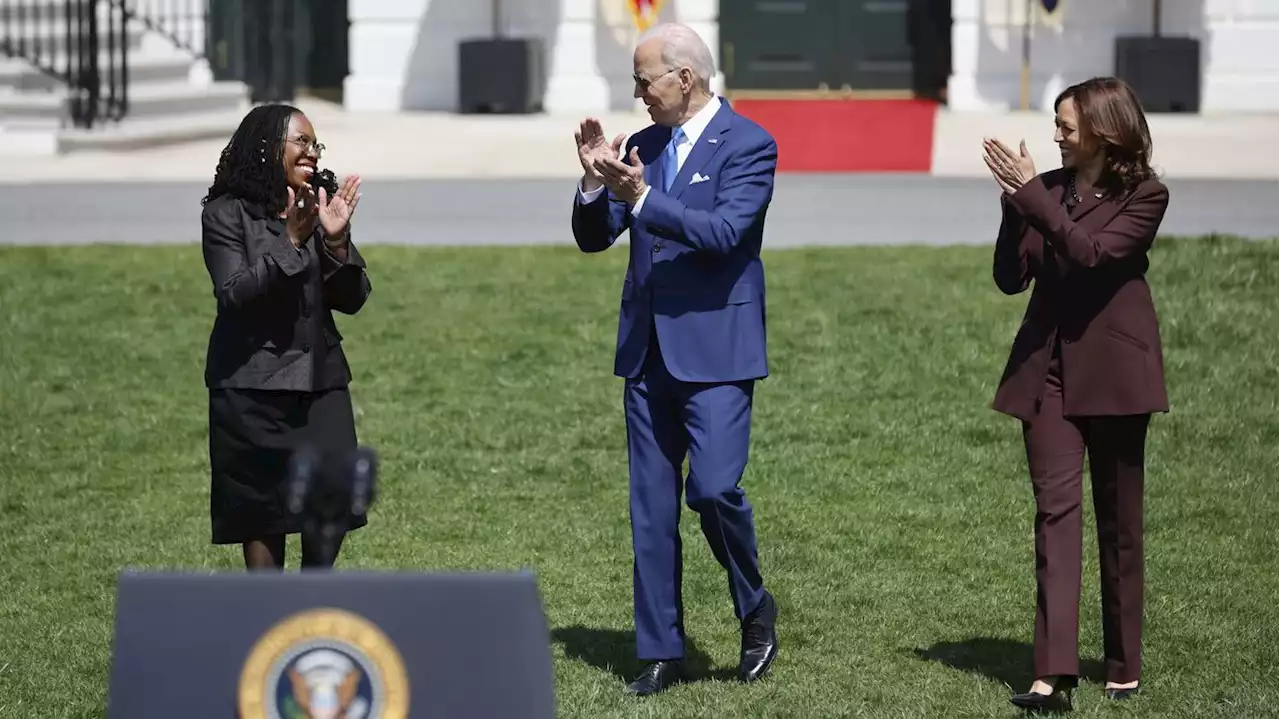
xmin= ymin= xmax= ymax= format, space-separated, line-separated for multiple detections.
xmin=577 ymin=95 xmax=723 ymax=215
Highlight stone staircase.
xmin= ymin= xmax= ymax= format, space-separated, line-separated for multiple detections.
xmin=0 ymin=4 xmax=249 ymax=155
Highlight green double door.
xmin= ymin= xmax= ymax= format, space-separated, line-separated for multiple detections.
xmin=721 ymin=0 xmax=950 ymax=98
xmin=209 ymin=0 xmax=348 ymax=102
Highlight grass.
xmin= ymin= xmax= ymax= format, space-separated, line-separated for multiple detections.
xmin=0 ymin=235 xmax=1275 ymax=718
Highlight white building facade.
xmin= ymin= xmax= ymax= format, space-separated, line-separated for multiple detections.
xmin=948 ymin=0 xmax=1278 ymax=112
xmin=345 ymin=0 xmax=1278 ymax=114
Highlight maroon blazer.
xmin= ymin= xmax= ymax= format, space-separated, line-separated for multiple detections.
xmin=991 ymin=169 xmax=1171 ymax=422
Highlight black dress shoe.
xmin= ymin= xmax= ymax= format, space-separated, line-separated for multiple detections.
xmin=739 ymin=590 xmax=778 ymax=682
xmin=1009 ymin=689 xmax=1072 ymax=711
xmin=1011 ymin=676 xmax=1076 ymax=711
xmin=1105 ymin=685 xmax=1139 ymax=700
xmin=624 ymin=660 xmax=684 ymax=696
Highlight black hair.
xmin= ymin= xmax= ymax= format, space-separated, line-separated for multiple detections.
xmin=1054 ymin=77 xmax=1157 ymax=196
xmin=201 ymin=103 xmax=300 ymax=213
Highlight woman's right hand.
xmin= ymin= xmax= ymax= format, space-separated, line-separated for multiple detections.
xmin=285 ymin=185 xmax=318 ymax=249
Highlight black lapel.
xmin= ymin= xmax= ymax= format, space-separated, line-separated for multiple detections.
xmin=241 ymin=197 xmax=285 ymax=236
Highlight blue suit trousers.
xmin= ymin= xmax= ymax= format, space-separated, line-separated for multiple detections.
xmin=624 ymin=332 xmax=765 ymax=660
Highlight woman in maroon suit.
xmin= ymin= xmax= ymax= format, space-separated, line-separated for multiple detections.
xmin=982 ymin=76 xmax=1170 ymax=710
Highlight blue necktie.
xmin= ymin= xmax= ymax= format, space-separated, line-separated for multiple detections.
xmin=661 ymin=127 xmax=684 ymax=193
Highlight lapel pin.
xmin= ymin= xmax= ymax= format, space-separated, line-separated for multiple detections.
xmin=708 ymin=138 xmax=718 ymax=144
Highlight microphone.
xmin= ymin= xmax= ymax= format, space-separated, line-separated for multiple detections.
xmin=349 ymin=446 xmax=378 ymax=517
xmin=286 ymin=445 xmax=380 ymax=569
xmin=309 ymin=168 xmax=339 ymax=198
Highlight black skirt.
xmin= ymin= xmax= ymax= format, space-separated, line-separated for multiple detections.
xmin=208 ymin=387 xmax=369 ymax=544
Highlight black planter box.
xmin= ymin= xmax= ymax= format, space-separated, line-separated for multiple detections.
xmin=458 ymin=38 xmax=546 ymax=114
xmin=1114 ymin=35 xmax=1201 ymax=113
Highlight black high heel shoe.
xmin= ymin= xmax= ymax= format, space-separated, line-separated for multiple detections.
xmin=1104 ymin=684 xmax=1139 ymax=700
xmin=1010 ymin=676 xmax=1076 ymax=711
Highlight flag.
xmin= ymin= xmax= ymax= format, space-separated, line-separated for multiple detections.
xmin=1038 ymin=0 xmax=1064 ymax=27
xmin=628 ymin=0 xmax=665 ymax=32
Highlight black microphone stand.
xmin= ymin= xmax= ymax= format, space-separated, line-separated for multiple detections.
xmin=288 ymin=446 xmax=379 ymax=569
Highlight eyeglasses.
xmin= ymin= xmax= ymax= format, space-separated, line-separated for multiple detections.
xmin=287 ymin=136 xmax=325 ymax=158
xmin=633 ymin=67 xmax=678 ymax=91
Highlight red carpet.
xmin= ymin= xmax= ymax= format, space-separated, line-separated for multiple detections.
xmin=730 ymin=99 xmax=939 ymax=172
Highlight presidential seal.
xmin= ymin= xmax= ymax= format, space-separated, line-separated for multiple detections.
xmin=238 ymin=608 xmax=409 ymax=719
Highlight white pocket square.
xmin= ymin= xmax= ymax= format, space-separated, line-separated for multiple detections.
xmin=690 ymin=173 xmax=711 ymax=184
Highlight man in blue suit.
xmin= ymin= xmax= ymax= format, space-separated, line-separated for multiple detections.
xmin=571 ymin=22 xmax=779 ymax=696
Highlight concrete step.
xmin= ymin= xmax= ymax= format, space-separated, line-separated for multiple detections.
xmin=55 ymin=108 xmax=245 ymax=152
xmin=0 ymin=53 xmax=193 ymax=92
xmin=0 ymin=115 xmax=60 ymax=155
xmin=0 ymin=80 xmax=247 ymax=120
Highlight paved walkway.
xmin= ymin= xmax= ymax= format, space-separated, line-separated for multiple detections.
xmin=2 ymin=99 xmax=1276 ymax=184
xmin=932 ymin=110 xmax=1279 ymax=180
xmin=3 ymin=176 xmax=1274 ymax=247
xmin=2 ymin=100 xmax=649 ymax=184
xmin=3 ymin=99 xmax=1273 ymax=246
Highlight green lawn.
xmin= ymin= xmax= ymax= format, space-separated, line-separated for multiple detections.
xmin=0 ymin=236 xmax=1275 ymax=718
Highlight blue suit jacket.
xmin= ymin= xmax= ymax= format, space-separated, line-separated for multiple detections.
xmin=572 ymin=100 xmax=777 ymax=384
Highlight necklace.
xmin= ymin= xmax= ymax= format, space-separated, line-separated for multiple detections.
xmin=1070 ymin=172 xmax=1106 ymax=203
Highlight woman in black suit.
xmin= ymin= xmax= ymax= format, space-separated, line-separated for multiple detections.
xmin=200 ymin=104 xmax=371 ymax=570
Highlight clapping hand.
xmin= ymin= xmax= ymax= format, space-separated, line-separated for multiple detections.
xmin=575 ymin=117 xmax=625 ymax=192
xmin=593 ymin=147 xmax=647 ymax=205
xmin=319 ymin=173 xmax=362 ymax=247
xmin=284 ymin=185 xmax=318 ymax=249
xmin=983 ymin=137 xmax=1037 ymax=194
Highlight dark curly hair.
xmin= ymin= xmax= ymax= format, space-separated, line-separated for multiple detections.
xmin=1054 ymin=77 xmax=1157 ymax=197
xmin=201 ymin=103 xmax=300 ymax=214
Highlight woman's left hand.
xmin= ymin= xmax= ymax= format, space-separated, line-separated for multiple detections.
xmin=983 ymin=138 xmax=1036 ymax=194
xmin=319 ymin=174 xmax=362 ymax=244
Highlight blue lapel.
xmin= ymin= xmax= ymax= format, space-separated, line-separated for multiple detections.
xmin=670 ymin=100 xmax=733 ymax=199
xmin=644 ymin=132 xmax=669 ymax=192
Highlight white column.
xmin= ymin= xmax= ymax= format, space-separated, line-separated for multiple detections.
xmin=609 ymin=0 xmax=725 ymax=112
xmin=543 ymin=0 xmax=611 ymax=112
xmin=183 ymin=13 xmax=213 ymax=86
xmin=948 ymin=0 xmax=1151 ymax=112
xmin=1198 ymin=0 xmax=1278 ymax=111
xmin=944 ymin=0 xmax=981 ymax=109
xmin=344 ymin=0 xmax=492 ymax=111
xmin=677 ymin=0 xmax=724 ymax=96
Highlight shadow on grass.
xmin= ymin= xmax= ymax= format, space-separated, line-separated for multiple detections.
xmin=913 ymin=637 xmax=1105 ymax=690
xmin=552 ymin=625 xmax=739 ymax=683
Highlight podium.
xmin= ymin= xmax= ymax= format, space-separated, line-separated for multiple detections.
xmin=106 ymin=569 xmax=556 ymax=718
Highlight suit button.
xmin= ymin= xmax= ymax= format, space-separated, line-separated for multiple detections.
xmin=653 ymin=244 xmax=662 ymax=253
xmin=302 ymin=343 xmax=311 ymax=353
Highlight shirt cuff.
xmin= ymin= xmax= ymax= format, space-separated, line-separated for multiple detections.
xmin=577 ymin=182 xmax=606 ymax=204
xmin=630 ymin=186 xmax=651 ymax=217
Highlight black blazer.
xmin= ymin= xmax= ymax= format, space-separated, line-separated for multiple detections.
xmin=200 ymin=194 xmax=372 ymax=391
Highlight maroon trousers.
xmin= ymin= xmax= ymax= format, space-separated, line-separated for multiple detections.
xmin=1022 ymin=355 xmax=1149 ymax=684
